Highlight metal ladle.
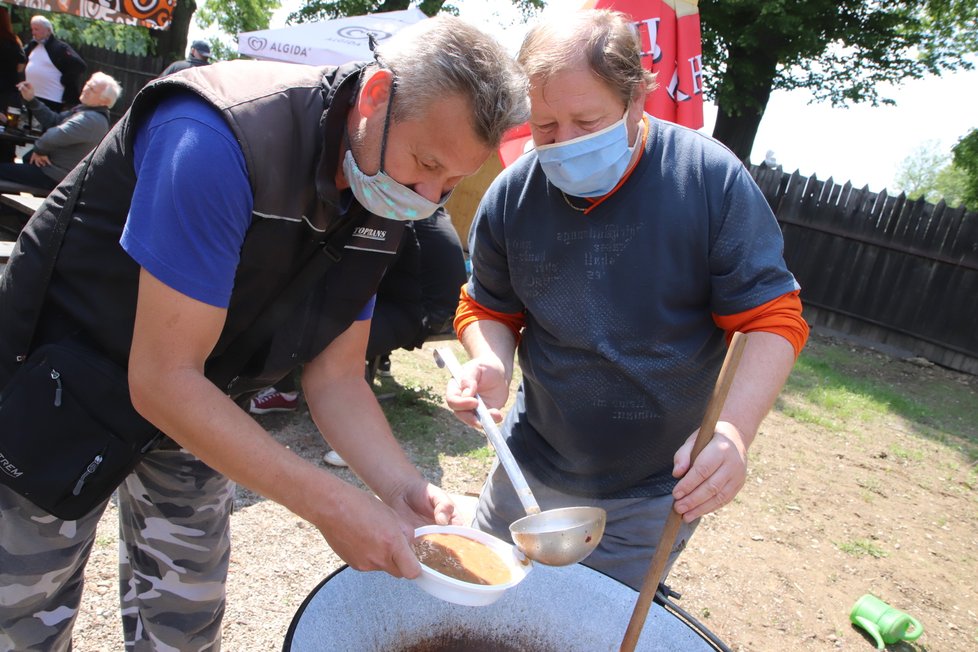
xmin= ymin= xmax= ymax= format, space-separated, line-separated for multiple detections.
xmin=434 ymin=348 xmax=606 ymax=567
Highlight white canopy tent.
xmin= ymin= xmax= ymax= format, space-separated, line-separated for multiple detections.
xmin=237 ymin=7 xmax=428 ymax=66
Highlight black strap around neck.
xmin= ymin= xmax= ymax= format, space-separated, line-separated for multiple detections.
xmin=204 ymin=214 xmax=363 ymax=393
xmin=16 ymin=152 xmax=94 ymax=361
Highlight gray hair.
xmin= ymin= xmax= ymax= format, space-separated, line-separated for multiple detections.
xmin=372 ymin=15 xmax=528 ymax=147
xmin=90 ymin=72 xmax=122 ymax=108
xmin=30 ymin=15 xmax=53 ymax=32
xmin=518 ymin=9 xmax=656 ymax=107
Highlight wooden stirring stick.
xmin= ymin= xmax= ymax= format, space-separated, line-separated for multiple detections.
xmin=619 ymin=331 xmax=748 ymax=652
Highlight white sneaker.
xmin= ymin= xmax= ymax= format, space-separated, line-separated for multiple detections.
xmin=323 ymin=449 xmax=348 ymax=467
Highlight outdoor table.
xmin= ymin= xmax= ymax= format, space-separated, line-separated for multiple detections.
xmin=0 ymin=127 xmax=39 ymax=148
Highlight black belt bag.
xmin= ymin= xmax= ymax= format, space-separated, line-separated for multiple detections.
xmin=0 ymin=342 xmax=162 ymax=520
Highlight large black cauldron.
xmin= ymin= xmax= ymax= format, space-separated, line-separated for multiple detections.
xmin=284 ymin=563 xmax=724 ymax=651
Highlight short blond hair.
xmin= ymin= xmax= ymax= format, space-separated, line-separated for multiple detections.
xmin=371 ymin=15 xmax=528 ymax=147
xmin=519 ymin=9 xmax=656 ymax=106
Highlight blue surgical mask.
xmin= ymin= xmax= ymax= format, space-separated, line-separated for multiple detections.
xmin=343 ymin=74 xmax=450 ymax=221
xmin=536 ymin=112 xmax=638 ymax=198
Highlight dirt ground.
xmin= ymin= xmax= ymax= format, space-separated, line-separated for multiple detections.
xmin=70 ymin=331 xmax=977 ymax=651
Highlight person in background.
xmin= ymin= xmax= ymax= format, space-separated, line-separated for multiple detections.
xmin=0 ymin=72 xmax=120 ymax=192
xmin=159 ymin=39 xmax=212 ymax=77
xmin=0 ymin=15 xmax=526 ymax=650
xmin=24 ymin=14 xmax=86 ymax=112
xmin=445 ymin=9 xmax=809 ymax=592
xmin=367 ymin=205 xmax=467 ymax=379
xmin=0 ymin=7 xmax=26 ymax=163
xmin=250 ymin=206 xmax=468 ymax=468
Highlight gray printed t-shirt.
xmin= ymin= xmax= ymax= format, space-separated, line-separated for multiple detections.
xmin=466 ymin=116 xmax=800 ymax=499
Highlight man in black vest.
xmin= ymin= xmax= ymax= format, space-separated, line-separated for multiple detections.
xmin=0 ymin=16 xmax=527 ymax=651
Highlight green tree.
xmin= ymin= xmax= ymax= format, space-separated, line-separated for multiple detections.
xmin=196 ymin=0 xmax=281 ymax=56
xmin=11 ymin=2 xmax=200 ymax=63
xmin=951 ymin=128 xmax=978 ymax=210
xmin=289 ymin=0 xmax=543 ymax=23
xmin=10 ymin=11 xmax=156 ymax=56
xmin=700 ymin=0 xmax=978 ymax=162
xmin=894 ymin=139 xmax=970 ymax=209
xmin=50 ymin=16 xmax=155 ymax=55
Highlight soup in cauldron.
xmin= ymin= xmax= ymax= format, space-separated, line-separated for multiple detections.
xmin=412 ymin=533 xmax=512 ymax=585
xmin=397 ymin=629 xmax=558 ymax=652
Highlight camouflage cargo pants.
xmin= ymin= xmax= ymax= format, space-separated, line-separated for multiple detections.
xmin=0 ymin=447 xmax=234 ymax=651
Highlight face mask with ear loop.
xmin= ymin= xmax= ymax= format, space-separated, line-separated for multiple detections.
xmin=535 ymin=110 xmax=640 ymax=198
xmin=342 ymin=67 xmax=451 ymax=221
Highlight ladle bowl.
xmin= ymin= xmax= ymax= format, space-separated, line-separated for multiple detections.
xmin=434 ymin=348 xmax=606 ymax=567
xmin=510 ymin=505 xmax=606 ymax=567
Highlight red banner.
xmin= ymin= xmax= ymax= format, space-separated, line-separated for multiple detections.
xmin=7 ymin=0 xmax=175 ymax=30
xmin=584 ymin=0 xmax=703 ymax=128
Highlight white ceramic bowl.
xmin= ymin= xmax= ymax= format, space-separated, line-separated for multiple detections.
xmin=412 ymin=524 xmax=533 ymax=606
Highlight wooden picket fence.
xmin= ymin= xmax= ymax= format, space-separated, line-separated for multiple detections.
xmin=750 ymin=164 xmax=978 ymax=374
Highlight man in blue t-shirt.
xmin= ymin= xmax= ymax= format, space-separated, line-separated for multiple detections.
xmin=0 ymin=16 xmax=528 ymax=652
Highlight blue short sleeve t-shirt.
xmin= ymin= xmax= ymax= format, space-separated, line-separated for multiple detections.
xmin=121 ymin=93 xmax=374 ymax=319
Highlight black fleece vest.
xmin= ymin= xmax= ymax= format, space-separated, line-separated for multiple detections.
xmin=0 ymin=60 xmax=404 ymax=397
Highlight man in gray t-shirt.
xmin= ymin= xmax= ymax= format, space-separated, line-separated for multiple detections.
xmin=445 ymin=9 xmax=809 ymax=591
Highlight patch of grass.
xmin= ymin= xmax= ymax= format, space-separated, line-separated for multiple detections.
xmin=786 ymin=354 xmax=922 ymax=422
xmin=782 ymin=345 xmax=978 ymax=462
xmin=377 ymin=366 xmax=491 ymax=469
xmin=464 ymin=445 xmax=495 ymax=461
xmin=382 ymin=384 xmax=440 ymax=442
xmin=835 ymin=539 xmax=888 ymax=558
xmin=777 ymin=403 xmax=841 ymax=431
xmin=856 ymin=477 xmax=885 ymax=496
xmin=889 ymin=444 xmax=925 ymax=462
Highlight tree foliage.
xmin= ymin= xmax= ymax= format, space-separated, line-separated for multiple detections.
xmin=197 ymin=0 xmax=281 ymax=41
xmin=11 ymin=11 xmax=156 ymax=56
xmin=700 ymin=0 xmax=978 ymax=162
xmin=288 ymin=0 xmax=543 ymax=23
xmin=951 ymin=129 xmax=978 ymax=210
xmin=894 ymin=137 xmax=974 ymax=210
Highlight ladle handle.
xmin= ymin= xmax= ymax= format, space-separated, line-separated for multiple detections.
xmin=434 ymin=348 xmax=542 ymax=516
xmin=620 ymin=331 xmax=748 ymax=652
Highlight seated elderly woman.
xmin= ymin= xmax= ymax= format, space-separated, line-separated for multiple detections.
xmin=0 ymin=71 xmax=120 ymax=194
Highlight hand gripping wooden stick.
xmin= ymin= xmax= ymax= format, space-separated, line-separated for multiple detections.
xmin=619 ymin=331 xmax=748 ymax=652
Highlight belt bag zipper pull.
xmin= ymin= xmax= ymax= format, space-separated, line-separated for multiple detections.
xmin=51 ymin=369 xmax=63 ymax=407
xmin=72 ymin=454 xmax=104 ymax=496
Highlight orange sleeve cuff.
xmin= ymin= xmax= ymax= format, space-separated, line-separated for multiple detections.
xmin=454 ymin=285 xmax=526 ymax=341
xmin=713 ymin=290 xmax=810 ymax=357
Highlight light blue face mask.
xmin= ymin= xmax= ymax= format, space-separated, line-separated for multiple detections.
xmin=343 ymin=75 xmax=450 ymax=221
xmin=536 ymin=112 xmax=638 ymax=198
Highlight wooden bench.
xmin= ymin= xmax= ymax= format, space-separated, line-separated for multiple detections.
xmin=0 ymin=239 xmax=13 ymax=267
xmin=0 ymin=192 xmax=45 ymax=242
xmin=0 ymin=192 xmax=45 ymax=216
